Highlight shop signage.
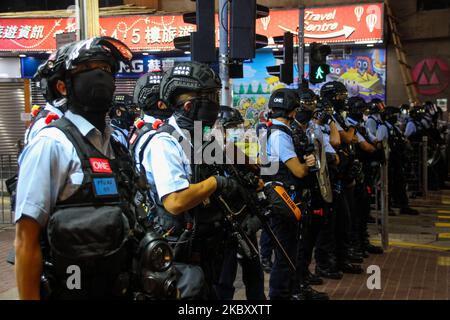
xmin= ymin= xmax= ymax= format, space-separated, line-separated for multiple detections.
xmin=20 ymin=53 xmax=189 ymax=78
xmin=0 ymin=3 xmax=383 ymax=52
xmin=412 ymin=58 xmax=450 ymax=96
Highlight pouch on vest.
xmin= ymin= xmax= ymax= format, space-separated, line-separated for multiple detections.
xmin=264 ymin=182 xmax=301 ymax=221
xmin=47 ymin=205 xmax=130 ymax=277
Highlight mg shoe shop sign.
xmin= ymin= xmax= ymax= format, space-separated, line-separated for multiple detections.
xmin=0 ymin=3 xmax=383 ymax=52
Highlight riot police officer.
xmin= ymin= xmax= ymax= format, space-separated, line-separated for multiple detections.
xmin=133 ymin=61 xmax=244 ymax=299
xmin=215 ymin=105 xmax=266 ymax=300
xmin=260 ymin=88 xmax=316 ymax=300
xmin=319 ymin=81 xmax=364 ymax=275
xmin=291 ymin=89 xmax=331 ymax=300
xmin=109 ymin=94 xmax=138 ymax=148
xmin=366 ymin=98 xmax=386 ymax=143
xmin=14 ymin=37 xmax=138 ymax=299
xmin=384 ymin=107 xmax=419 ymax=216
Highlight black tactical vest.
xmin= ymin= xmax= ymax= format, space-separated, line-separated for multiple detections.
xmin=43 ymin=117 xmax=137 ymax=299
xmin=260 ymin=124 xmax=300 ymax=190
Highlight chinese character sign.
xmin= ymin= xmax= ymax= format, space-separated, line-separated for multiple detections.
xmin=0 ymin=3 xmax=384 ymax=52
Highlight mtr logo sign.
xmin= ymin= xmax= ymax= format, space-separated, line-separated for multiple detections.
xmin=412 ymin=58 xmax=450 ymax=96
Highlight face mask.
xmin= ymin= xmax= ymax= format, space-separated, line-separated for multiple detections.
xmin=295 ymin=110 xmax=313 ymax=124
xmin=349 ymin=113 xmax=363 ymax=123
xmin=193 ymin=98 xmax=220 ymax=128
xmin=70 ymin=69 xmax=115 ymax=114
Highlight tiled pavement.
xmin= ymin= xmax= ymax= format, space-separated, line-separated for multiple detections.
xmin=233 ymin=246 xmax=450 ymax=300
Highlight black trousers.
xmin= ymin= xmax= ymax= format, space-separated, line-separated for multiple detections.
xmin=215 ymin=235 xmax=266 ymax=300
xmin=389 ymin=154 xmax=409 ymax=208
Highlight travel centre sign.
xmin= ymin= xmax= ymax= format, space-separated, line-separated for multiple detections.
xmin=0 ymin=3 xmax=383 ymax=52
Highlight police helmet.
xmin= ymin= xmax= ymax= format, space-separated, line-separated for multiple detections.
xmin=133 ymin=71 xmax=163 ymax=111
xmin=299 ymin=88 xmax=318 ymax=112
xmin=320 ymin=81 xmax=348 ymax=100
xmin=369 ymin=98 xmax=385 ymax=114
xmin=63 ymin=36 xmax=133 ymax=74
xmin=34 ymin=43 xmax=74 ymax=103
xmin=347 ymin=96 xmax=368 ymax=114
xmin=159 ymin=61 xmax=221 ymax=105
xmin=218 ymin=105 xmax=244 ymax=129
xmin=268 ymin=88 xmax=300 ymax=111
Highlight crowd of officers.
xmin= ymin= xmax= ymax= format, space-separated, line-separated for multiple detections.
xmin=12 ymin=36 xmax=444 ymax=300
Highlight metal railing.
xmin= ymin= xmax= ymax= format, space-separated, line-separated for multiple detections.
xmin=1 ymin=154 xmax=17 ymax=224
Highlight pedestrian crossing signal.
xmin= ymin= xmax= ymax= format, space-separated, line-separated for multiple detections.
xmin=310 ymin=64 xmax=330 ymax=84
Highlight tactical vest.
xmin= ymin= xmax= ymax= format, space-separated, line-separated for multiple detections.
xmin=43 ymin=117 xmax=136 ymax=299
xmin=260 ymin=124 xmax=300 ymax=190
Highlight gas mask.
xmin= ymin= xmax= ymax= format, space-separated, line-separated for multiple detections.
xmin=69 ymin=69 xmax=115 ymax=114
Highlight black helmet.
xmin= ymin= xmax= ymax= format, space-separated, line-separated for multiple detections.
xmin=299 ymin=88 xmax=318 ymax=112
xmin=320 ymin=81 xmax=347 ymax=99
xmin=160 ymin=61 xmax=221 ymax=105
xmin=109 ymin=94 xmax=138 ymax=128
xmin=112 ymin=94 xmax=134 ymax=107
xmin=34 ymin=42 xmax=74 ymax=103
xmin=347 ymin=96 xmax=368 ymax=113
xmin=320 ymin=81 xmax=348 ymax=111
xmin=133 ymin=71 xmax=163 ymax=111
xmin=384 ymin=106 xmax=400 ymax=124
xmin=218 ymin=105 xmax=244 ymax=129
xmin=369 ymin=98 xmax=385 ymax=114
xmin=64 ymin=36 xmax=132 ymax=74
xmin=268 ymin=88 xmax=300 ymax=112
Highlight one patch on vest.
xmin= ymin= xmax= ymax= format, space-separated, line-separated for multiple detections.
xmin=90 ymin=158 xmax=112 ymax=173
xmin=93 ymin=177 xmax=119 ymax=197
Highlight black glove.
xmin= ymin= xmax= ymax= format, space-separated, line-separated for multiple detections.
xmin=214 ymin=175 xmax=241 ymax=196
xmin=316 ymin=111 xmax=332 ymax=125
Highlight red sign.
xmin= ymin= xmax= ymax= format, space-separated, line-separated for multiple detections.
xmin=0 ymin=3 xmax=383 ymax=52
xmin=412 ymin=58 xmax=450 ymax=96
xmin=264 ymin=4 xmax=384 ymax=44
xmin=90 ymin=158 xmax=112 ymax=173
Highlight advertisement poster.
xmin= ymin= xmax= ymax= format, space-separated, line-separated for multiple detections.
xmin=233 ymin=48 xmax=386 ymax=126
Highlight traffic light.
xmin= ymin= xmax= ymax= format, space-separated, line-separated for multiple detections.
xmin=309 ymin=42 xmax=331 ymax=84
xmin=173 ymin=0 xmax=216 ymax=63
xmin=266 ymin=32 xmax=294 ymax=84
xmin=230 ymin=0 xmax=269 ymax=60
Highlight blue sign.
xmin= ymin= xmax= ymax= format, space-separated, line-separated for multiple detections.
xmin=93 ymin=177 xmax=119 ymax=197
xmin=21 ymin=52 xmax=191 ymax=79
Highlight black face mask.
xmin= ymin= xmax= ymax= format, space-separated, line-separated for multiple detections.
xmin=70 ymin=69 xmax=115 ymax=114
xmin=349 ymin=112 xmax=363 ymax=123
xmin=295 ymin=110 xmax=313 ymax=124
xmin=176 ymin=97 xmax=219 ymax=130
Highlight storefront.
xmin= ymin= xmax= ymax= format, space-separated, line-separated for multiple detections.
xmin=0 ymin=57 xmax=27 ymax=156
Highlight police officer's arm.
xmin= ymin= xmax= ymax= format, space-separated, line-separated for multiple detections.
xmin=356 ymin=131 xmax=376 ymax=153
xmin=329 ymin=121 xmax=341 ymax=148
xmin=162 ymin=177 xmax=217 ymax=215
xmin=285 ymin=155 xmax=315 ymax=178
xmin=15 ymin=217 xmax=42 ymax=300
